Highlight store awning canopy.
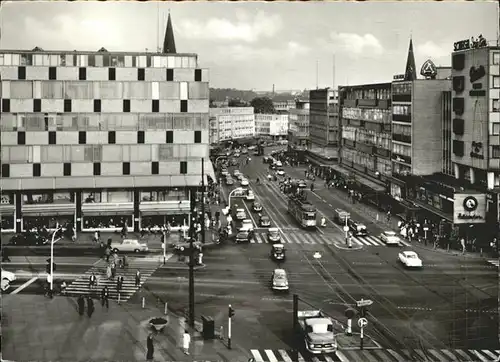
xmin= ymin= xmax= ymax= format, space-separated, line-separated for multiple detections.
xmin=82 ymin=203 xmax=133 ymax=216
xmin=355 ymin=177 xmax=386 ymax=193
xmin=328 ymin=164 xmax=352 ymax=179
xmin=22 ymin=204 xmax=76 ymax=216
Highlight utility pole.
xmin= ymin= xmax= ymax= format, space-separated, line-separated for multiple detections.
xmin=188 ymin=188 xmax=195 ymax=328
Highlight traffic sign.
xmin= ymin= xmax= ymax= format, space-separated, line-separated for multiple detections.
xmin=356 ymin=299 xmax=373 ymax=307
xmin=358 ymin=317 xmax=368 ymax=328
xmin=343 ymin=226 xmax=350 ymax=232
xmin=344 ymin=307 xmax=356 ymax=319
xmin=423 ymin=227 xmax=429 ymax=231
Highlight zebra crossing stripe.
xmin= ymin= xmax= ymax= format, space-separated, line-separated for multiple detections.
xmin=336 ymin=348 xmax=500 ymax=361
xmin=251 ymin=350 xmax=264 ymax=362
xmin=264 ymin=349 xmax=279 ymax=362
xmin=487 ymin=259 xmax=499 ymax=267
xmin=277 ymin=349 xmax=293 ymax=362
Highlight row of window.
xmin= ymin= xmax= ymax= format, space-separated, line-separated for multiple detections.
xmin=392 ymin=143 xmax=411 ymax=157
xmin=392 ymin=123 xmax=412 ymax=136
xmin=2 ymin=144 xmax=207 ymax=163
xmin=0 ymin=161 xmax=191 ymax=178
xmin=392 ymin=83 xmax=412 ymax=95
xmin=0 ymin=53 xmax=197 ymax=68
xmin=393 ymin=105 xmax=411 ymax=115
xmin=4 ymin=80 xmax=208 ymax=100
xmin=1 ymin=113 xmax=209 ymax=131
xmin=342 ymin=108 xmax=391 ymax=123
xmin=343 ymin=87 xmax=391 ymax=101
xmin=341 ymin=148 xmax=376 ymax=171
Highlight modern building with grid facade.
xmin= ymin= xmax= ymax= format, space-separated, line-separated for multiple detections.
xmin=0 ymin=14 xmax=214 ymax=234
xmin=209 ymin=107 xmax=255 ymax=144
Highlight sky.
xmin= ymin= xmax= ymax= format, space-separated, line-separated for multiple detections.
xmin=0 ymin=1 xmax=498 ymax=91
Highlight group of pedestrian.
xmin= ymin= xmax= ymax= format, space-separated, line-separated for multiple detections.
xmin=77 ymin=295 xmax=95 ymax=317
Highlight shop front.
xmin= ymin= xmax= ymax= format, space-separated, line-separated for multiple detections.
xmin=21 ymin=192 xmax=76 ymax=232
xmin=1 ymin=193 xmax=16 ymax=232
xmin=139 ymin=201 xmax=191 ymax=232
xmin=81 ymin=190 xmax=134 ymax=232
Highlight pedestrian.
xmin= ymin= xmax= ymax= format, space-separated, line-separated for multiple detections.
xmin=77 ymin=295 xmax=85 ymax=316
xmin=135 ymin=270 xmax=141 ymax=287
xmin=106 ymin=264 xmax=112 ymax=280
xmin=182 ymin=330 xmax=191 ymax=355
xmin=461 ymin=237 xmax=466 ymax=255
xmin=116 ymin=274 xmax=124 ymax=294
xmin=86 ymin=296 xmax=94 ymax=318
xmin=105 ymin=247 xmax=111 ymax=262
xmin=111 ymin=261 xmax=116 ymax=279
xmin=1 ymin=247 xmax=11 ymax=262
xmin=89 ymin=272 xmax=97 ymax=289
xmin=101 ymin=286 xmax=109 ymax=309
xmin=386 ymin=210 xmax=391 ymax=223
xmin=146 ymin=332 xmax=154 ymax=361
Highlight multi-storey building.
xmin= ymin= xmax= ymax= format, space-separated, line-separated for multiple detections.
xmin=288 ymin=100 xmax=310 ymax=162
xmin=0 ymin=14 xmax=214 ymax=234
xmin=254 ymin=114 xmax=288 ymax=140
xmin=336 ymin=83 xmax=392 ymax=203
xmin=273 ymin=100 xmax=296 ymax=114
xmin=308 ymin=88 xmax=339 ymax=164
xmin=209 ymin=107 xmax=255 ymax=144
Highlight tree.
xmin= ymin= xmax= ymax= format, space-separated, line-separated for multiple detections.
xmin=228 ymin=98 xmax=247 ymax=107
xmin=250 ymin=97 xmax=275 ymax=114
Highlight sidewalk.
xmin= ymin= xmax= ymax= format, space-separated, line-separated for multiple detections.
xmin=1 ymin=294 xmax=249 ymax=362
xmin=324 ymin=186 xmax=490 ymax=259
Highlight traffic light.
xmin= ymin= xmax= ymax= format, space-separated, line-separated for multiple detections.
xmin=228 ymin=305 xmax=235 ymax=318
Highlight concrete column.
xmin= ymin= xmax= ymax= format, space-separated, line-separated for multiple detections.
xmin=487 ymin=172 xmax=495 ymax=190
xmin=469 ymin=167 xmax=475 ymax=185
xmin=454 ymin=163 xmax=460 ymax=179
xmin=75 ymin=191 xmax=82 ymax=232
xmin=15 ymin=191 xmax=21 ymax=233
xmin=133 ymin=190 xmax=140 ymax=231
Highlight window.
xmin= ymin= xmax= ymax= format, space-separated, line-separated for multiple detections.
xmin=1 ymin=99 xmax=10 ymax=113
xmin=64 ymin=82 xmax=93 ymax=99
xmin=493 ymin=52 xmax=500 ymax=65
xmin=1 ymin=164 xmax=10 ymax=178
xmin=108 ymin=131 xmax=116 ymax=144
xmin=49 ymin=67 xmax=57 ymax=80
xmin=152 ymin=161 xmax=159 ymax=175
xmin=138 ymin=68 xmax=145 ymax=81
xmin=180 ymin=161 xmax=187 ymax=174
xmin=167 ymin=68 xmax=174 ymax=81
xmin=166 ymin=131 xmax=173 ymax=143
xmin=18 ymin=131 xmax=26 ymax=145
xmin=93 ymin=162 xmax=101 ymax=176
xmin=109 ymin=68 xmax=116 ymax=81
xmin=79 ymin=131 xmax=86 ymax=144
xmin=123 ymin=162 xmax=130 ymax=175
xmin=493 ymin=99 xmax=499 ymax=112
xmin=33 ymin=163 xmax=41 ymax=177
xmin=152 ymin=100 xmax=159 ymax=113
xmin=11 ymin=81 xmax=33 ymax=98
xmin=181 ymin=100 xmax=188 ymax=113
xmin=494 ymin=76 xmax=500 ymax=89
xmin=492 ymin=145 xmax=500 ymax=158
xmin=18 ymin=66 xmax=26 ymax=80
xmin=84 ymin=145 xmax=102 ymax=162
xmin=49 ymin=131 xmax=56 ymax=144
xmin=42 ymin=81 xmax=64 ymax=99
xmin=195 ymin=69 xmax=202 ymax=82
xmin=194 ymin=130 xmax=202 ymax=143
xmin=64 ymin=99 xmax=72 ymax=112
xmin=137 ymin=131 xmax=145 ymax=144
xmin=63 ymin=163 xmax=71 ymax=176
xmin=94 ymin=99 xmax=101 ymax=113
xmin=33 ymin=99 xmax=41 ymax=112
xmin=123 ymin=99 xmax=130 ymax=112
xmin=79 ymin=67 xmax=86 ymax=81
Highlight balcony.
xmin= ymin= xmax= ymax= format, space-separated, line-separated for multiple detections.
xmin=392 ymin=153 xmax=412 ymax=164
xmin=392 ymin=114 xmax=412 ymax=123
xmin=358 ymin=99 xmax=378 ymax=107
xmin=392 ymin=133 xmax=412 ymax=144
xmin=392 ymin=94 xmax=411 ymax=102
xmin=343 ymin=99 xmax=358 ymax=107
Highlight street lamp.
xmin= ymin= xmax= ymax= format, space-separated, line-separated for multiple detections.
xmin=50 ymin=226 xmax=63 ymax=292
xmin=227 ymin=187 xmax=244 ymax=212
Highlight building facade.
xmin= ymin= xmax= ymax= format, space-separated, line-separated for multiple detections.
xmin=288 ymin=100 xmax=310 ymax=149
xmin=273 ymin=100 xmax=296 ymax=114
xmin=209 ymin=107 xmax=255 ymax=144
xmin=0 ymin=16 xmax=215 ymax=234
xmin=308 ymin=88 xmax=339 ymax=161
xmin=254 ymin=114 xmax=288 ymax=139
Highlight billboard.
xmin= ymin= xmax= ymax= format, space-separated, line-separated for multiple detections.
xmin=453 ymin=193 xmax=486 ymax=224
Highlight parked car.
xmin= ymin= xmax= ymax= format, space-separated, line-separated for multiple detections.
xmin=246 ymin=190 xmax=255 ymax=200
xmin=277 ymin=169 xmax=286 ymax=176
xmin=267 ymin=227 xmax=281 ymax=242
xmin=110 ymin=239 xmax=148 ymax=253
xmin=235 ymin=208 xmax=247 ymax=221
xmin=233 ymin=170 xmax=241 ymax=177
xmin=9 ymin=233 xmax=46 ymax=246
xmin=174 ymin=240 xmax=202 ymax=256
xmin=398 ymin=251 xmax=423 ymax=268
xmin=240 ymin=178 xmax=249 ymax=186
xmin=225 ymin=177 xmax=234 ymax=185
xmin=237 ymin=174 xmax=245 ymax=181
xmin=235 ymin=231 xmax=251 ymax=243
xmin=1 ymin=269 xmax=16 ymax=291
xmin=241 ymin=149 xmax=248 ymax=154
xmin=271 ymin=269 xmax=289 ymax=291
xmin=348 ymin=219 xmax=368 ymax=236
xmin=240 ymin=219 xmax=254 ymax=232
xmin=379 ymin=231 xmax=402 ymax=246
xmin=252 ymin=202 xmax=263 ymax=212
xmin=248 ymin=145 xmax=256 ymax=150
xmin=260 ymin=215 xmax=271 ymax=227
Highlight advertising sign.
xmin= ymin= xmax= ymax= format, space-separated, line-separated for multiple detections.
xmin=453 ymin=193 xmax=486 ymax=224
xmin=420 ymin=59 xmax=438 ymax=79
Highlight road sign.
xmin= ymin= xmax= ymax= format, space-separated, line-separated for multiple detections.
xmin=358 ymin=317 xmax=368 ymax=328
xmin=344 ymin=307 xmax=356 ymax=319
xmin=343 ymin=226 xmax=350 ymax=232
xmin=356 ymin=299 xmax=373 ymax=307
xmin=423 ymin=227 xmax=429 ymax=231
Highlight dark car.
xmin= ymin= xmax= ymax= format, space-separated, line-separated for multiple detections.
xmin=235 ymin=231 xmax=251 ymax=243
xmin=173 ymin=240 xmax=202 ymax=256
xmin=348 ymin=219 xmax=368 ymax=236
xmin=9 ymin=233 xmax=46 ymax=246
xmin=259 ymin=215 xmax=271 ymax=227
xmin=252 ymin=202 xmax=263 ymax=212
xmin=271 ymin=244 xmax=286 ymax=261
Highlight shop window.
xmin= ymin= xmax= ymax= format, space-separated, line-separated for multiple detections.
xmin=83 ymin=192 xmax=101 ymax=203
xmin=492 ymin=145 xmax=500 ymax=159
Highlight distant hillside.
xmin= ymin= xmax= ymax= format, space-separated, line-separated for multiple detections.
xmin=209 ymin=88 xmax=301 ymax=102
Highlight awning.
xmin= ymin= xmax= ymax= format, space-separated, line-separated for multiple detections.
xmin=22 ymin=203 xmax=76 ymax=216
xmin=412 ymin=199 xmax=453 ymax=223
xmin=328 ymin=164 xmax=352 ymax=179
xmin=0 ymin=205 xmax=15 ymax=215
xmin=139 ymin=201 xmax=190 ymax=216
xmin=355 ymin=176 xmax=386 ymax=193
xmin=82 ymin=202 xmax=133 ymax=216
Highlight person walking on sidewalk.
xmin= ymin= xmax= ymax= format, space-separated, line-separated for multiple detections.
xmin=460 ymin=237 xmax=466 ymax=255
xmin=86 ymin=296 xmax=94 ymax=318
xmin=77 ymin=295 xmax=85 ymax=316
xmin=135 ymin=270 xmax=141 ymax=287
xmin=146 ymin=332 xmax=154 ymax=361
xmin=101 ymin=286 xmax=109 ymax=309
xmin=182 ymin=330 xmax=191 ymax=355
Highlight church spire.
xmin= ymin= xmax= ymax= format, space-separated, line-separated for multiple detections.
xmin=404 ymin=37 xmax=417 ymax=81
xmin=162 ymin=11 xmax=177 ymax=54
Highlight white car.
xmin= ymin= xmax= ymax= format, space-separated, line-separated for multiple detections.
xmin=110 ymin=239 xmax=149 ymax=253
xmin=233 ymin=170 xmax=241 ymax=177
xmin=235 ymin=208 xmax=247 ymax=221
xmin=379 ymin=231 xmax=402 ymax=246
xmin=271 ymin=269 xmax=289 ymax=291
xmin=246 ymin=190 xmax=255 ymax=201
xmin=240 ymin=179 xmax=249 ymax=186
xmin=398 ymin=251 xmax=423 ymax=268
xmin=277 ymin=170 xmax=285 ymax=176
xmin=275 ymin=161 xmax=283 ymax=167
xmin=240 ymin=219 xmax=254 ymax=232
xmin=1 ymin=269 xmax=16 ymax=291
xmin=237 ymin=174 xmax=245 ymax=181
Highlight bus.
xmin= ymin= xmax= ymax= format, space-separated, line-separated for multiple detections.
xmin=287 ymin=196 xmax=317 ymax=228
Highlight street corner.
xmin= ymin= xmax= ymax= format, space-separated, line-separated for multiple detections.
xmin=332 ymin=241 xmax=363 ymax=251
xmin=335 ymin=332 xmax=382 ymax=350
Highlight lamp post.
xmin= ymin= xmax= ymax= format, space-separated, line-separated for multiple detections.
xmin=227 ymin=187 xmax=244 ymax=211
xmin=50 ymin=226 xmax=63 ymax=292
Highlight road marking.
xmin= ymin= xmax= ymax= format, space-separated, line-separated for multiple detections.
xmin=251 ymin=350 xmax=264 ymax=362
xmin=10 ymin=276 xmax=38 ymax=294
xmin=265 ymin=349 xmax=279 ymax=362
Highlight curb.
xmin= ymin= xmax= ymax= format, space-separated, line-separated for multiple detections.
xmin=160 ymin=263 xmax=207 ymax=271
xmin=333 ymin=241 xmax=363 ymax=251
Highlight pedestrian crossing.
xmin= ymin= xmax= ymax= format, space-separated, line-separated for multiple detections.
xmin=250 ymin=349 xmax=336 ymax=362
xmin=64 ymin=256 xmax=165 ymax=302
xmin=336 ymin=348 xmax=500 ymax=362
xmin=250 ymin=231 xmax=408 ymax=247
xmin=486 ymin=259 xmax=499 ymax=267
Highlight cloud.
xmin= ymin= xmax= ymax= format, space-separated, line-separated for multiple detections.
xmin=211 ymin=41 xmax=308 ymax=63
xmin=178 ymin=11 xmax=282 ymax=43
xmin=328 ymin=32 xmax=383 ymax=56
xmin=287 ymin=41 xmax=309 ymax=55
xmin=416 ymin=41 xmax=450 ymax=60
